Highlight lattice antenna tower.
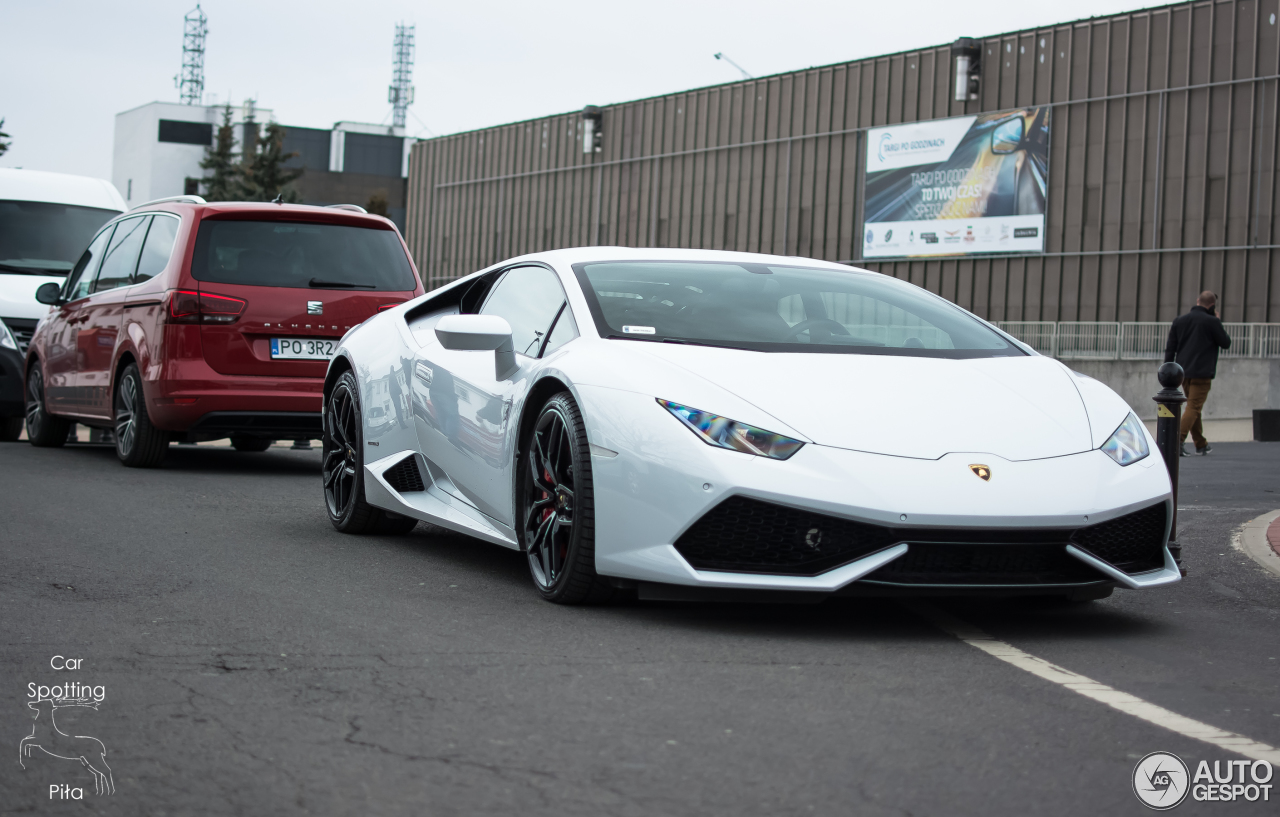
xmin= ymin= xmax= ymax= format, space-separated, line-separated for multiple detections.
xmin=176 ymin=4 xmax=208 ymax=105
xmin=388 ymin=24 xmax=415 ymax=129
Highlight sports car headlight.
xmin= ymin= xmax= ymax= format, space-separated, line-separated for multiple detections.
xmin=657 ymin=399 xmax=803 ymax=460
xmin=1100 ymin=413 xmax=1149 ymax=466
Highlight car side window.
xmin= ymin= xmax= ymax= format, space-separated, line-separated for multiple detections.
xmin=93 ymin=216 xmax=150 ymax=293
xmin=134 ymin=215 xmax=180 ymax=283
xmin=541 ymin=305 xmax=579 ymax=356
xmin=479 ymin=266 xmax=567 ymax=357
xmin=65 ymin=226 xmax=116 ymax=302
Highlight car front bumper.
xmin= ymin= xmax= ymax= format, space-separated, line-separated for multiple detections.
xmin=578 ymin=385 xmax=1178 ymax=595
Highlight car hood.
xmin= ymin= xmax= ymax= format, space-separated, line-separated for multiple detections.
xmin=630 ymin=344 xmax=1095 ymax=461
xmin=0 ymin=272 xmax=61 ymax=321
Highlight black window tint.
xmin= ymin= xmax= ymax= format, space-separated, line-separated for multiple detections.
xmin=542 ymin=305 xmax=579 ymax=356
xmin=479 ymin=267 xmax=566 ymax=357
xmin=66 ymin=227 xmax=115 ymax=301
xmin=158 ymin=120 xmax=212 ymax=145
xmin=134 ymin=215 xmax=180 ymax=282
xmin=94 ymin=217 xmax=149 ymax=293
xmin=0 ymin=201 xmax=119 ymax=274
xmin=191 ymin=220 xmax=417 ymax=291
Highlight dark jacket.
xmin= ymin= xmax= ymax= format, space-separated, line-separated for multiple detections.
xmin=1164 ymin=305 xmax=1231 ymax=379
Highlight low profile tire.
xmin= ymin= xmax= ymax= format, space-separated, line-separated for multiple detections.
xmin=231 ymin=435 xmax=273 ymax=452
xmin=25 ymin=364 xmax=70 ymax=447
xmin=519 ymin=392 xmax=611 ymax=604
xmin=114 ymin=363 xmax=168 ymax=468
xmin=0 ymin=416 xmax=23 ymax=441
xmin=323 ymin=370 xmax=415 ymax=535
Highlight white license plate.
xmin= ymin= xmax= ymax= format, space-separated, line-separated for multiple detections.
xmin=270 ymin=338 xmax=337 ymax=360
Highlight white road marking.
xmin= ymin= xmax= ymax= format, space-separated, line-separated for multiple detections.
xmin=907 ymin=601 xmax=1280 ymax=765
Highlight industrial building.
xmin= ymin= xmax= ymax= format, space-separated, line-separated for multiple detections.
xmin=403 ymin=0 xmax=1280 ymax=329
xmin=111 ymin=101 xmax=413 ymax=229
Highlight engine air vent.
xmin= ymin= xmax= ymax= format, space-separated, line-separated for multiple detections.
xmin=383 ymin=455 xmax=426 ymax=493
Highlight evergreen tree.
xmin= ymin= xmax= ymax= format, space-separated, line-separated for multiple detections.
xmin=199 ymin=106 xmax=240 ymax=201
xmin=239 ymin=121 xmax=303 ymax=202
xmin=0 ymin=118 xmax=10 ymax=157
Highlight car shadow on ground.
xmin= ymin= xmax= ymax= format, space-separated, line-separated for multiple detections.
xmin=373 ymin=522 xmax=1165 ymax=644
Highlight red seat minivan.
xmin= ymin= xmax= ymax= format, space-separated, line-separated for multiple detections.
xmin=24 ymin=198 xmax=425 ymax=467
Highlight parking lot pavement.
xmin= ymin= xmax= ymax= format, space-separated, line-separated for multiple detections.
xmin=2 ymin=441 xmax=1277 ymax=815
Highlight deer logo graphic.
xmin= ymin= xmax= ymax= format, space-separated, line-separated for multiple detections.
xmin=19 ymin=699 xmax=114 ymax=795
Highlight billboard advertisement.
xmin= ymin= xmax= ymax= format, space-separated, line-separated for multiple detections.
xmin=862 ymin=107 xmax=1050 ymax=258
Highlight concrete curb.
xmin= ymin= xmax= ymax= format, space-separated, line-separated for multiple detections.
xmin=1235 ymin=509 xmax=1280 ymax=579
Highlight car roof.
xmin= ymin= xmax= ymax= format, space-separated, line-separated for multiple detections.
xmin=0 ymin=168 xmax=126 ymax=211
xmin=124 ymin=200 xmax=397 ymax=229
xmin=501 ymin=246 xmax=865 ymax=273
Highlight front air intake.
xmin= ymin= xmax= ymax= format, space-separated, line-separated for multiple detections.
xmin=383 ymin=455 xmax=425 ymax=493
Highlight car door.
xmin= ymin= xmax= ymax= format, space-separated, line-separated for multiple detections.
xmin=414 ymin=265 xmax=568 ymax=525
xmin=43 ymin=225 xmax=114 ymax=411
xmin=76 ymin=215 xmax=149 ymax=416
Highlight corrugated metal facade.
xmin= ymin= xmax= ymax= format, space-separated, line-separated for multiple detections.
xmin=405 ymin=0 xmax=1280 ymax=323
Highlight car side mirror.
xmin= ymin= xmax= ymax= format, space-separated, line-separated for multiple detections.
xmin=435 ymin=314 xmax=517 ymax=380
xmin=35 ymin=282 xmax=63 ymax=305
xmin=990 ymin=117 xmax=1025 ymax=155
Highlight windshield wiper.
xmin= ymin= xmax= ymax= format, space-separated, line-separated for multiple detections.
xmin=0 ymin=262 xmax=67 ymax=276
xmin=309 ymin=278 xmax=375 ymax=289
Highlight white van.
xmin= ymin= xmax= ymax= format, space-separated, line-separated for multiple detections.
xmin=1 ymin=168 xmax=125 ymax=439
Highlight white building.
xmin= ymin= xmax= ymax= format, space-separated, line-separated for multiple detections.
xmin=112 ymin=101 xmax=273 ymax=205
xmin=112 ymin=103 xmax=414 ymax=228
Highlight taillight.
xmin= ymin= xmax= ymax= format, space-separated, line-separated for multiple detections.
xmin=378 ymin=302 xmax=404 ymax=312
xmin=165 ymin=290 xmax=247 ymax=325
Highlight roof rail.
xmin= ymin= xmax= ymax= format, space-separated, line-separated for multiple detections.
xmin=324 ymin=204 xmax=368 ymax=214
xmin=131 ymin=194 xmax=207 ymax=210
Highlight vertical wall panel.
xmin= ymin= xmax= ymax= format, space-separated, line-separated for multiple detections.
xmin=405 ymin=0 xmax=1279 ymax=322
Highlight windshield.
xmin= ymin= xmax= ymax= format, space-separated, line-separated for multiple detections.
xmin=0 ymin=200 xmax=120 ymax=275
xmin=191 ymin=220 xmax=418 ymax=291
xmin=573 ymin=261 xmax=1020 ymax=358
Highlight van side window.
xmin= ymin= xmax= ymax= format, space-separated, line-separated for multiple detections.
xmin=65 ymin=226 xmax=115 ymax=302
xmin=94 ymin=216 xmax=150 ymax=293
xmin=134 ymin=215 xmax=180 ymax=283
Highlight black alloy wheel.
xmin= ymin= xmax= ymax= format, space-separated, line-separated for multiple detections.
xmin=114 ymin=363 xmax=168 ymax=467
xmin=520 ymin=392 xmax=611 ymax=604
xmin=323 ymin=370 xmax=417 ymax=535
xmin=24 ymin=364 xmax=70 ymax=447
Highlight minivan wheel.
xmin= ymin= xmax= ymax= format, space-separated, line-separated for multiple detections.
xmin=324 ymin=370 xmax=415 ymax=535
xmin=114 ymin=363 xmax=168 ymax=468
xmin=0 ymin=416 xmax=23 ymax=441
xmin=25 ymin=365 xmax=70 ymax=447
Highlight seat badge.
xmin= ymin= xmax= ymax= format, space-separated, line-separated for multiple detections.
xmin=307 ymin=301 xmax=323 ymax=315
xmin=969 ymin=464 xmax=992 ymax=481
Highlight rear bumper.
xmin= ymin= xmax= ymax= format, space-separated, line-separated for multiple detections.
xmin=0 ymin=346 xmax=24 ymax=418
xmin=185 ymin=411 xmax=322 ymax=441
xmin=146 ymin=359 xmax=324 ymax=432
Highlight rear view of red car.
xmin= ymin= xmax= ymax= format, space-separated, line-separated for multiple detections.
xmin=24 ymin=198 xmax=425 ymax=467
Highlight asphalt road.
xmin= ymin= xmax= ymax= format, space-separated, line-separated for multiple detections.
xmin=2 ymin=439 xmax=1278 ymax=815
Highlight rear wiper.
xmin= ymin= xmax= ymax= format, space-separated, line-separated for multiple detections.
xmin=309 ymin=278 xmax=375 ymax=289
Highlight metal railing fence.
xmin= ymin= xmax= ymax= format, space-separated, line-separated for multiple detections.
xmin=994 ymin=322 xmax=1280 ymax=360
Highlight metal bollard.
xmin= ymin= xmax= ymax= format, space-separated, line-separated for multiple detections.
xmin=1153 ymin=361 xmax=1186 ymax=572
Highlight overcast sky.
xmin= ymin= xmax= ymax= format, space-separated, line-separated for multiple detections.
xmin=2 ymin=0 xmax=1165 ymax=182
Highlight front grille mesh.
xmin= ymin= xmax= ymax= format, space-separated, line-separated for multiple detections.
xmin=1069 ymin=502 xmax=1166 ymax=572
xmin=383 ymin=456 xmax=425 ymax=493
xmin=673 ymin=496 xmax=898 ymax=576
xmin=3 ymin=318 xmax=36 ymax=354
xmin=675 ymin=497 xmax=1168 ymax=583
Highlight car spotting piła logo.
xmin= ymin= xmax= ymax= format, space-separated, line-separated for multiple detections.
xmin=1133 ymin=752 xmax=1189 ymax=809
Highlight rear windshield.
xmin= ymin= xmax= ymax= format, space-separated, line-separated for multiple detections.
xmin=573 ymin=260 xmax=1020 ymax=358
xmin=191 ymin=220 xmax=418 ymax=291
xmin=0 ymin=200 xmax=120 ymax=275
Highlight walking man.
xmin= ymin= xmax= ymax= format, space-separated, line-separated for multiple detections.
xmin=1164 ymin=291 xmax=1231 ymax=456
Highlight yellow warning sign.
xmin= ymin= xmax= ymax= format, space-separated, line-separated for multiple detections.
xmin=1157 ymin=404 xmax=1175 ymax=418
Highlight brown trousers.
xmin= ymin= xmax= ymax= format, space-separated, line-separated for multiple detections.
xmin=1179 ymin=378 xmax=1213 ymax=449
